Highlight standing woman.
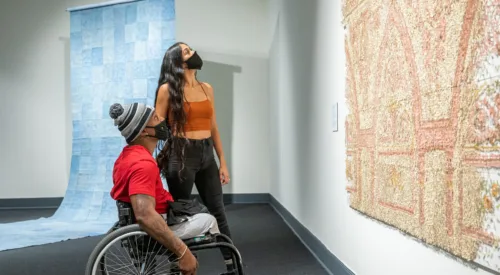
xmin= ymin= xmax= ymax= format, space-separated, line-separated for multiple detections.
xmin=154 ymin=42 xmax=234 ymax=272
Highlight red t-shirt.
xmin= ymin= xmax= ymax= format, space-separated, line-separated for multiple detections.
xmin=111 ymin=145 xmax=173 ymax=214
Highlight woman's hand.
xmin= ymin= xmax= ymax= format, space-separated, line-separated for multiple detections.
xmin=219 ymin=165 xmax=230 ymax=185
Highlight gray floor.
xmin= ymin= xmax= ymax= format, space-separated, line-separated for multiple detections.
xmin=0 ymin=208 xmax=55 ymax=223
xmin=0 ymin=204 xmax=328 ymax=275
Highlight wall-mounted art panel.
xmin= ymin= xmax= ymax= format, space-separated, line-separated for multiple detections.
xmin=344 ymin=0 xmax=500 ymax=272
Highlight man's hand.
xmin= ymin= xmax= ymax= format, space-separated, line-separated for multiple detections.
xmin=179 ymin=247 xmax=198 ymax=275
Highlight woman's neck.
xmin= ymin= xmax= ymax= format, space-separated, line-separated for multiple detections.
xmin=184 ymin=70 xmax=197 ymax=88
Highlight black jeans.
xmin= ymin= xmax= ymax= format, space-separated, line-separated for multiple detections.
xmin=165 ymin=137 xmax=232 ymax=261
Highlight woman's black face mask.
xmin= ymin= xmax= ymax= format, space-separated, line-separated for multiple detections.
xmin=185 ymin=51 xmax=203 ymax=70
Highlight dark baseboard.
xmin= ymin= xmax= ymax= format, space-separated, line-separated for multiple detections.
xmin=269 ymin=195 xmax=355 ymax=275
xmin=223 ymin=193 xmax=271 ymax=204
xmin=0 ymin=193 xmax=353 ymax=275
xmin=0 ymin=197 xmax=63 ymax=209
xmin=192 ymin=193 xmax=271 ymax=205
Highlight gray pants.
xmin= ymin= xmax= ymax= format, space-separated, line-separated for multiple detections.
xmin=164 ymin=213 xmax=220 ymax=240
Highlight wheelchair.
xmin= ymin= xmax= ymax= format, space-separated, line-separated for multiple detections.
xmin=84 ymin=201 xmax=244 ymax=275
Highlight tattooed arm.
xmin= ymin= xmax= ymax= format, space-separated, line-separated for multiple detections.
xmin=130 ymin=194 xmax=186 ymax=256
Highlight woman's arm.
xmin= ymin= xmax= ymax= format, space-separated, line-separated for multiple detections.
xmin=155 ymin=84 xmax=169 ymax=119
xmin=203 ymin=82 xmax=230 ymax=183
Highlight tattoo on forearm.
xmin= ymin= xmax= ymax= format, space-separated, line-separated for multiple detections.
xmin=131 ymin=195 xmax=185 ymax=255
xmin=148 ymin=215 xmax=185 ymax=254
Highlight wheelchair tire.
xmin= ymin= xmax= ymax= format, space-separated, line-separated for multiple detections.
xmin=85 ymin=224 xmax=146 ymax=275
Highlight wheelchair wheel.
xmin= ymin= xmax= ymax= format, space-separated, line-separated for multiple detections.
xmin=85 ymin=224 xmax=180 ymax=275
xmin=86 ymin=224 xmax=245 ymax=275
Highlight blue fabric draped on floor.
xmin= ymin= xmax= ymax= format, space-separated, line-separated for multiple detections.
xmin=0 ymin=0 xmax=175 ymax=252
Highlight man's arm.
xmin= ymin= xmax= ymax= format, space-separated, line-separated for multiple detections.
xmin=127 ymin=161 xmax=186 ymax=257
xmin=130 ymin=194 xmax=187 ymax=257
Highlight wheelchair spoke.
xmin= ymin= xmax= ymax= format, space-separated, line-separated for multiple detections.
xmin=103 ymin=251 xmax=131 ymax=267
xmin=144 ymin=254 xmax=177 ymax=275
xmin=115 ymin=237 xmax=140 ymax=273
xmin=102 ymin=260 xmax=137 ymax=274
xmin=105 ymin=249 xmax=138 ymax=272
xmin=142 ymin=240 xmax=177 ymax=275
xmin=141 ymin=237 xmax=159 ymax=274
xmin=132 ymin=235 xmax=142 ymax=269
xmin=103 ymin=245 xmax=139 ymax=274
xmin=100 ymin=237 xmax=143 ymax=274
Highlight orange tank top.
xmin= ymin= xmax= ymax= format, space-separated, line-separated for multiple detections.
xmin=168 ymin=100 xmax=213 ymax=132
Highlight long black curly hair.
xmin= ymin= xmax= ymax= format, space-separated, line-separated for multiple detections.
xmin=154 ymin=42 xmax=191 ymax=179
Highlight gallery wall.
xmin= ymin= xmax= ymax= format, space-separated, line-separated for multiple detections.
xmin=196 ymin=51 xmax=270 ymax=195
xmin=0 ymin=0 xmax=102 ymax=199
xmin=0 ymin=0 xmax=270 ymax=199
xmin=268 ymin=0 xmax=496 ymax=274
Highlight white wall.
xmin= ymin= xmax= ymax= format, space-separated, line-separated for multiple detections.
xmin=268 ymin=0 xmax=492 ymax=275
xmin=196 ymin=51 xmax=270 ymax=194
xmin=0 ymin=0 xmax=270 ymax=198
xmin=177 ymin=0 xmax=271 ymax=195
xmin=176 ymin=0 xmax=270 ymax=58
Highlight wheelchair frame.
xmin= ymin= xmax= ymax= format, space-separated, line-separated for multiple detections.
xmin=84 ymin=201 xmax=244 ymax=275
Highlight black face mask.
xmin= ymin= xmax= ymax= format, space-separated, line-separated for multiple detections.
xmin=145 ymin=120 xmax=170 ymax=141
xmin=185 ymin=51 xmax=203 ymax=70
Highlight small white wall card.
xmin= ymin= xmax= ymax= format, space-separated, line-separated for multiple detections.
xmin=332 ymin=102 xmax=338 ymax=132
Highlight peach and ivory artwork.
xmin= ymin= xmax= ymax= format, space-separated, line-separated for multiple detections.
xmin=344 ymin=0 xmax=500 ymax=272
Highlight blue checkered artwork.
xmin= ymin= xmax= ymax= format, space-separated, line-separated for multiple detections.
xmin=0 ymin=0 xmax=175 ymax=251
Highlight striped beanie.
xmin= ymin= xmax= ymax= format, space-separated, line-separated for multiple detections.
xmin=109 ymin=102 xmax=154 ymax=143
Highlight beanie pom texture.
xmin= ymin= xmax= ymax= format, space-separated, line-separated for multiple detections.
xmin=109 ymin=103 xmax=124 ymax=120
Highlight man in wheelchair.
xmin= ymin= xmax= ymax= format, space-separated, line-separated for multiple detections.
xmin=107 ymin=102 xmax=232 ymax=275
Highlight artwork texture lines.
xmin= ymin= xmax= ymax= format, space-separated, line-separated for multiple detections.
xmin=343 ymin=0 xmax=500 ymax=271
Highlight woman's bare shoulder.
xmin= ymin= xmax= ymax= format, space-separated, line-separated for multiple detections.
xmin=158 ymin=83 xmax=170 ymax=99
xmin=200 ymin=82 xmax=212 ymax=89
xmin=159 ymin=82 xmax=169 ymax=91
xmin=200 ymin=82 xmax=214 ymax=98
